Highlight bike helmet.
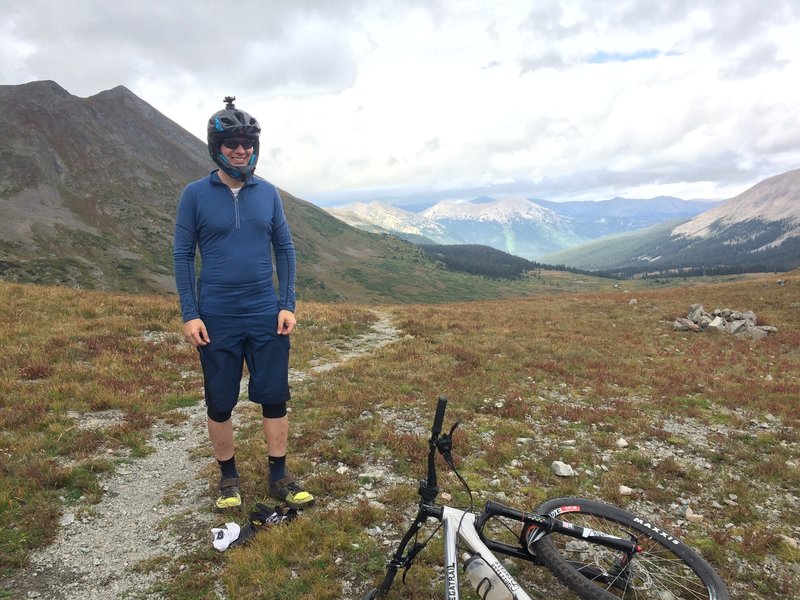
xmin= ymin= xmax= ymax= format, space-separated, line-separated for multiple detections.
xmin=207 ymin=96 xmax=261 ymax=182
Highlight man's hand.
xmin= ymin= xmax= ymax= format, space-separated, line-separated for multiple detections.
xmin=278 ymin=310 xmax=296 ymax=335
xmin=183 ymin=318 xmax=210 ymax=346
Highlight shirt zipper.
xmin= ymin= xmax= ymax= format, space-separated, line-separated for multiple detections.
xmin=231 ymin=187 xmax=243 ymax=229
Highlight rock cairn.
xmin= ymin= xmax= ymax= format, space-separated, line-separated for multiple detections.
xmin=673 ymin=303 xmax=778 ymax=339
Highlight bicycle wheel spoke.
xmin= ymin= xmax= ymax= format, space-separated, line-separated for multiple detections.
xmin=632 ymin=554 xmax=711 ymax=599
xmin=532 ymin=498 xmax=728 ymax=600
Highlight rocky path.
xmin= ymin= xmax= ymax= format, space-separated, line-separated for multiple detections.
xmin=6 ymin=311 xmax=401 ymax=600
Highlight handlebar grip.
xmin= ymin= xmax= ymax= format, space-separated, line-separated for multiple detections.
xmin=431 ymin=395 xmax=448 ymax=436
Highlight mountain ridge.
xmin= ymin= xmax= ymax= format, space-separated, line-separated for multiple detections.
xmin=422 ymin=196 xmax=565 ymax=224
xmin=0 ymin=80 xmax=570 ymax=302
xmin=326 ymin=194 xmax=722 ymax=259
xmin=541 ymin=168 xmax=800 ymax=274
xmin=3 ymin=80 xmax=797 ymax=289
xmin=672 ymin=168 xmax=800 ymax=238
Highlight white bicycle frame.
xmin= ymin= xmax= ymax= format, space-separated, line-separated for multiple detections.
xmin=442 ymin=506 xmax=533 ymax=600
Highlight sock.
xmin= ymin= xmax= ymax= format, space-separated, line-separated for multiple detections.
xmin=218 ymin=456 xmax=239 ymax=479
xmin=211 ymin=522 xmax=241 ymax=552
xmin=268 ymin=455 xmax=286 ymax=483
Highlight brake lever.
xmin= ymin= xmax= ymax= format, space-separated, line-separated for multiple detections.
xmin=437 ymin=421 xmax=460 ymax=463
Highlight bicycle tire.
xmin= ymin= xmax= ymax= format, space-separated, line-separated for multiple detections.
xmin=530 ymin=497 xmax=729 ymax=600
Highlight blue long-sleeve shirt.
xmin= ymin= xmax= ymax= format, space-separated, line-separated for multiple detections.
xmin=173 ymin=171 xmax=296 ymax=322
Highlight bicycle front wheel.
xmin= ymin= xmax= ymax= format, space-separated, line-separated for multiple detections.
xmin=530 ymin=497 xmax=729 ymax=600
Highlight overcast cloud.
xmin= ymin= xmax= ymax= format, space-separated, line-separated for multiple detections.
xmin=2 ymin=0 xmax=799 ymax=207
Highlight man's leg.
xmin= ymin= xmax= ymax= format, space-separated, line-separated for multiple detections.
xmin=199 ymin=314 xmax=245 ymax=510
xmin=262 ymin=415 xmax=288 ymax=458
xmin=262 ymin=411 xmax=314 ymax=508
xmin=208 ymin=415 xmax=242 ymax=508
xmin=248 ymin=317 xmax=313 ymax=508
xmin=262 ymin=407 xmax=289 ymax=483
xmin=209 ymin=417 xmax=235 ymax=461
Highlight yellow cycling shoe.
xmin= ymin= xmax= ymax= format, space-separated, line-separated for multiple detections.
xmin=215 ymin=477 xmax=242 ymax=509
xmin=269 ymin=474 xmax=315 ymax=509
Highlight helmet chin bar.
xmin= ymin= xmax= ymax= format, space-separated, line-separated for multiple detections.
xmin=215 ymin=151 xmax=258 ymax=181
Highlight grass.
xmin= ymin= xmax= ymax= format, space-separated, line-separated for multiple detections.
xmin=1 ymin=270 xmax=799 ymax=598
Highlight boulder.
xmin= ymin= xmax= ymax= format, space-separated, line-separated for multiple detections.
xmin=687 ymin=304 xmax=707 ymax=322
xmin=707 ymin=316 xmax=726 ymax=332
xmin=551 ymin=461 xmax=575 ymax=477
xmin=674 ymin=318 xmax=700 ymax=332
xmin=678 ymin=304 xmax=778 ymax=339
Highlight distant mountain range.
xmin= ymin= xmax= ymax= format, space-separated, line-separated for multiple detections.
xmin=542 ymin=168 xmax=800 ymax=274
xmin=1 ymin=80 xmax=797 ymax=294
xmin=326 ymin=195 xmax=721 ymax=259
xmin=326 ymin=175 xmax=800 ymax=275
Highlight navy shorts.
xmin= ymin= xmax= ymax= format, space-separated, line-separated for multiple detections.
xmin=198 ymin=314 xmax=290 ymax=413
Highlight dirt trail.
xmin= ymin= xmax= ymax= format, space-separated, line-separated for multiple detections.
xmin=5 ymin=311 xmax=401 ymax=600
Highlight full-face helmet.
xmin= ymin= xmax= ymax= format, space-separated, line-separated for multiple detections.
xmin=207 ymin=96 xmax=261 ymax=181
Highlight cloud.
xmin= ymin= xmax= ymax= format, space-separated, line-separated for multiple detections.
xmin=719 ymin=41 xmax=790 ymax=79
xmin=2 ymin=0 xmax=800 ymax=207
xmin=4 ymin=1 xmax=369 ymax=96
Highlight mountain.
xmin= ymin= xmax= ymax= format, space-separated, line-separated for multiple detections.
xmin=0 ymin=80 xmax=210 ymax=291
xmin=326 ymin=196 xmax=588 ymax=256
xmin=325 ymin=201 xmax=455 ymax=245
xmin=325 ymin=195 xmax=718 ymax=260
xmin=541 ymin=168 xmax=800 ymax=274
xmin=421 ymin=196 xmax=587 ymax=257
xmin=534 ymin=196 xmax=721 ymax=239
xmin=0 ymin=80 xmax=560 ymax=303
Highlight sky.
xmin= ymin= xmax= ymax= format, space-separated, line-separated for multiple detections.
xmin=2 ymin=0 xmax=800 ymax=209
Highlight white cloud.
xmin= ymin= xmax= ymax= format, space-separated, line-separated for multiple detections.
xmin=2 ymin=0 xmax=800 ymax=206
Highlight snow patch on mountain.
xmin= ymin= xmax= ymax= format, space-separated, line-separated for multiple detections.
xmin=422 ymin=197 xmax=565 ymax=225
xmin=326 ymin=202 xmax=455 ymax=241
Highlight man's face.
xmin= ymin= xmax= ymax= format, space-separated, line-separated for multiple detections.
xmin=220 ymin=137 xmax=255 ymax=167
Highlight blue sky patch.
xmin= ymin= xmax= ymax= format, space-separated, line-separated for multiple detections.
xmin=589 ymin=49 xmax=660 ymax=63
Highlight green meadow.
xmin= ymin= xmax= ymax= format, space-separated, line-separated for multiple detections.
xmin=1 ymin=271 xmax=798 ymax=598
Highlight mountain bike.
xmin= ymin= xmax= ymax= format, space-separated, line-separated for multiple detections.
xmin=362 ymin=396 xmax=730 ymax=599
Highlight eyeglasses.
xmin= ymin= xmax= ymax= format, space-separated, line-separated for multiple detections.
xmin=221 ymin=138 xmax=255 ymax=150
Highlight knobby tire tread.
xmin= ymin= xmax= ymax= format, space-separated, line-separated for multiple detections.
xmin=531 ymin=497 xmax=729 ymax=600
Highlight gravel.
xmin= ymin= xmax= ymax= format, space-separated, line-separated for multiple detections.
xmin=5 ymin=311 xmax=402 ymax=600
xmin=8 ymin=402 xmax=217 ymax=599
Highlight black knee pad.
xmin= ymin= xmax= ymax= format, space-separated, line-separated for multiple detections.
xmin=261 ymin=402 xmax=287 ymax=419
xmin=207 ymin=408 xmax=232 ymax=423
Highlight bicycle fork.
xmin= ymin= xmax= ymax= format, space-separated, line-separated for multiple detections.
xmin=522 ymin=510 xmax=642 ymax=586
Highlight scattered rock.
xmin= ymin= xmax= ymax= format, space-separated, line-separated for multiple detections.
xmin=551 ymin=461 xmax=575 ymax=477
xmin=685 ymin=506 xmax=704 ymax=523
xmin=777 ymin=535 xmax=799 ymax=550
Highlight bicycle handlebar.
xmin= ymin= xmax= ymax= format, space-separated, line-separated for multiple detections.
xmin=419 ymin=396 xmax=448 ymax=502
xmin=431 ymin=395 xmax=448 ymax=437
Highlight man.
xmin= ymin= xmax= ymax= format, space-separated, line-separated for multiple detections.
xmin=173 ymin=96 xmax=313 ymax=510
